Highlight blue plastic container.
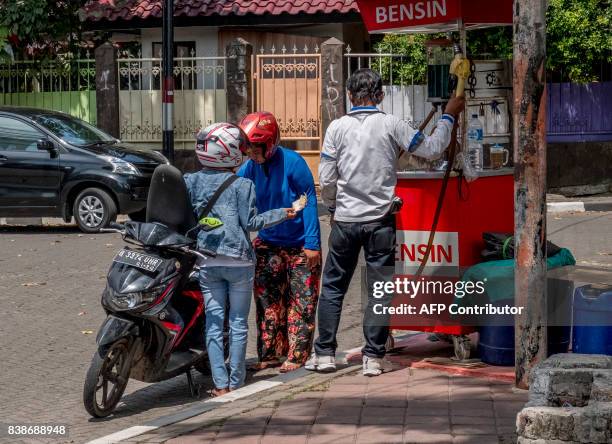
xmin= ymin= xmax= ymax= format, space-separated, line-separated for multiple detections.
xmin=572 ymin=285 xmax=612 ymax=355
xmin=477 ymin=299 xmax=571 ymax=366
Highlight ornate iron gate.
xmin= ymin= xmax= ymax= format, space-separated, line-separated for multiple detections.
xmin=253 ymin=46 xmax=322 ymax=152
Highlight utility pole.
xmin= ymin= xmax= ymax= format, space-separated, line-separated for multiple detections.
xmin=513 ymin=0 xmax=548 ymax=389
xmin=162 ymin=0 xmax=175 ymax=164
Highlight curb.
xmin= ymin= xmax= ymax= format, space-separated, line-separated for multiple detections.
xmin=547 ymin=201 xmax=612 ymax=213
xmin=583 ymin=201 xmax=612 ymax=212
xmin=0 ymin=216 xmax=129 ymax=228
xmin=547 ymin=202 xmax=586 ymax=213
xmin=2 ymin=201 xmax=611 ymax=228
xmin=85 ymin=342 xmax=375 ymax=444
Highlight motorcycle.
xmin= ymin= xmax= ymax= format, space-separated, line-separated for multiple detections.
xmin=83 ymin=165 xmax=218 ymax=418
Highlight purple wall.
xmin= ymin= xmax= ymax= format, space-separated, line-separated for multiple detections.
xmin=547 ymin=81 xmax=612 ymax=143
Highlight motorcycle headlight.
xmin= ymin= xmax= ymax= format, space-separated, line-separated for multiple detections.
xmin=100 ymin=155 xmax=140 ymax=175
xmin=109 ymin=285 xmax=166 ymax=310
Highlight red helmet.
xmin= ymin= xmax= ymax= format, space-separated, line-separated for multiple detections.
xmin=239 ymin=111 xmax=281 ymax=160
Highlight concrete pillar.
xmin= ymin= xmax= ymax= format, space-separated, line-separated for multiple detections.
xmin=321 ymin=38 xmax=346 ymax=137
xmin=226 ymin=38 xmax=253 ymax=124
xmin=94 ymin=42 xmax=120 ymax=138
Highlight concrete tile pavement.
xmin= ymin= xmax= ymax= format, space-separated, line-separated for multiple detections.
xmin=152 ymin=366 xmax=528 ymax=444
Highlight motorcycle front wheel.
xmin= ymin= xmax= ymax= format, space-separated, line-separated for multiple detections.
xmin=83 ymin=338 xmax=131 ymax=418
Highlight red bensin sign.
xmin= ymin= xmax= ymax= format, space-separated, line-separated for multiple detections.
xmin=356 ymin=0 xmax=513 ymax=33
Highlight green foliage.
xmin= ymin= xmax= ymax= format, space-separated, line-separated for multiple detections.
xmin=0 ymin=0 xmax=85 ymax=57
xmin=373 ymin=34 xmax=431 ymax=84
xmin=371 ymin=0 xmax=611 ymax=84
xmin=546 ymin=0 xmax=612 ymax=82
xmin=467 ymin=28 xmax=513 ymax=60
xmin=0 ymin=25 xmax=10 ymax=60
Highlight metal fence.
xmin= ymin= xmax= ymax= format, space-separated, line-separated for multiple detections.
xmin=0 ymin=57 xmax=96 ymax=124
xmin=547 ymin=81 xmax=612 ymax=143
xmin=344 ymin=46 xmax=439 ymax=133
xmin=117 ymin=54 xmax=227 ymax=149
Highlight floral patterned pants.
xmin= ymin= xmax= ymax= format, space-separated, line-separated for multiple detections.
xmin=253 ymin=238 xmax=321 ymax=365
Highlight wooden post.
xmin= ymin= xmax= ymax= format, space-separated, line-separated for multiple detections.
xmin=513 ymin=0 xmax=548 ymax=389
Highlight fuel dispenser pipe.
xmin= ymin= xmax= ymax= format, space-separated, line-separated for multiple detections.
xmin=414 ymin=43 xmax=471 ymax=279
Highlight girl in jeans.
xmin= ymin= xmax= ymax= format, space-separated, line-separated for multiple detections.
xmin=184 ymin=123 xmax=295 ymax=397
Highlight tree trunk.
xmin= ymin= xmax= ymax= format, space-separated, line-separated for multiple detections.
xmin=513 ymin=0 xmax=548 ymax=389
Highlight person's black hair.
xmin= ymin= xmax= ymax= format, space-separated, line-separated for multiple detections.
xmin=347 ymin=68 xmax=384 ymax=105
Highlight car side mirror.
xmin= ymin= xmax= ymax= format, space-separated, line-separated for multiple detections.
xmin=37 ymin=139 xmax=58 ymax=158
xmin=37 ymin=139 xmax=55 ymax=152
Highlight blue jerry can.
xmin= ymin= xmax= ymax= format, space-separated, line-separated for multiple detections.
xmin=572 ymin=285 xmax=612 ymax=356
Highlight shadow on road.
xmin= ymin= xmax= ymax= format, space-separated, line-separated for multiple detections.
xmin=548 ymin=213 xmax=609 ymax=236
xmin=87 ymin=365 xmax=281 ymax=422
xmin=0 ymin=225 xmax=87 ymax=235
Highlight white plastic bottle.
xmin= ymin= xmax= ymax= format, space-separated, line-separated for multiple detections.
xmin=467 ymin=114 xmax=484 ymax=171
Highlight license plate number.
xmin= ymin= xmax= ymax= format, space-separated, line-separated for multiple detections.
xmin=113 ymin=249 xmax=163 ymax=272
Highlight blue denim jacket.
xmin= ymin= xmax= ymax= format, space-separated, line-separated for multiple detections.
xmin=184 ymin=169 xmax=287 ymax=261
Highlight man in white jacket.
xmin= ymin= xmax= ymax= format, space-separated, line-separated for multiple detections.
xmin=306 ymin=68 xmax=465 ymax=376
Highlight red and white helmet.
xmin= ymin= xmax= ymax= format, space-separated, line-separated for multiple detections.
xmin=195 ymin=123 xmax=247 ymax=168
xmin=239 ymin=111 xmax=281 ymax=161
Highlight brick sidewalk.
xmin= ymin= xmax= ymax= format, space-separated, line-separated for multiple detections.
xmin=163 ymin=366 xmax=528 ymax=444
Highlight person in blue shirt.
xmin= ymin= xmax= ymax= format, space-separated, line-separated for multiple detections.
xmin=238 ymin=111 xmax=322 ymax=373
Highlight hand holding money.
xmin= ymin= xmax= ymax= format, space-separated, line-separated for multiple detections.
xmin=292 ymin=193 xmax=308 ymax=212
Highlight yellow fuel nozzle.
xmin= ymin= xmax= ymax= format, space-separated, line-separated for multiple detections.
xmin=449 ymin=42 xmax=470 ymax=98
xmin=449 ymin=52 xmax=471 ymax=98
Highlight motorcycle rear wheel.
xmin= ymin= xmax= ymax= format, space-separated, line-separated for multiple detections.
xmin=83 ymin=338 xmax=131 ymax=418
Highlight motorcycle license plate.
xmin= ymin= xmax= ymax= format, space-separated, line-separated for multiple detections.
xmin=113 ymin=249 xmax=163 ymax=273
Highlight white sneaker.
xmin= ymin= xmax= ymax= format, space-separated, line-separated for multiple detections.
xmin=305 ymin=353 xmax=336 ymax=373
xmin=362 ymin=355 xmax=393 ymax=376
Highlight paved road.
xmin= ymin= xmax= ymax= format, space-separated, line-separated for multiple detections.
xmin=0 ymin=214 xmax=366 ymax=444
xmin=0 ymin=211 xmax=610 ymax=443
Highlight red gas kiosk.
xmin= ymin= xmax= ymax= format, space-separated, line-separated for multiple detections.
xmin=356 ymin=0 xmax=515 ymax=358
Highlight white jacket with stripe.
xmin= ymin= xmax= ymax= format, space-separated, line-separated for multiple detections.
xmin=319 ymin=107 xmax=454 ymax=223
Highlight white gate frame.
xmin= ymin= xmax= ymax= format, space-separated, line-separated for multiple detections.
xmin=117 ymin=55 xmax=228 ymax=149
xmin=344 ymin=47 xmax=439 ymax=132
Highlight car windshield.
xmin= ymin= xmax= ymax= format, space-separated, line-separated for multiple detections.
xmin=32 ymin=114 xmax=116 ymax=147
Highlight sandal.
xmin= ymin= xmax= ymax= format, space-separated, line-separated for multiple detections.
xmin=209 ymin=387 xmax=230 ymax=397
xmin=248 ymin=360 xmax=282 ymax=371
xmin=279 ymin=361 xmax=302 ymax=373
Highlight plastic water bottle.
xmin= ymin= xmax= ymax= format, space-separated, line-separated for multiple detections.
xmin=467 ymin=114 xmax=484 ymax=171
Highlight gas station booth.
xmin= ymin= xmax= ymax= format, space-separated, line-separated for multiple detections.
xmin=355 ymin=0 xmax=519 ymax=361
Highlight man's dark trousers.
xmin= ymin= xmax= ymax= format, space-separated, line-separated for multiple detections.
xmin=314 ymin=215 xmax=395 ymax=358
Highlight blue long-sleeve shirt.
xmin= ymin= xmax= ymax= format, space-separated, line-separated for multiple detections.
xmin=238 ymin=147 xmax=321 ymax=251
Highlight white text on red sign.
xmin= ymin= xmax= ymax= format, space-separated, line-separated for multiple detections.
xmin=375 ymin=0 xmax=448 ymax=24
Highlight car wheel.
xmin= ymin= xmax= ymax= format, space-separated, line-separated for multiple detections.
xmin=74 ymin=188 xmax=117 ymax=233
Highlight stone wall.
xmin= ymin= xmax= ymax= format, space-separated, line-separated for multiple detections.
xmin=516 ymin=354 xmax=612 ymax=444
xmin=548 ymin=142 xmax=612 ymax=196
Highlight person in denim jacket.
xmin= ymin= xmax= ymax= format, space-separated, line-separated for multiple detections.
xmin=184 ymin=123 xmax=295 ymax=397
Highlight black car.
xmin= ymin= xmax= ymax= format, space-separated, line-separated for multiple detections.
xmin=0 ymin=107 xmax=168 ymax=232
